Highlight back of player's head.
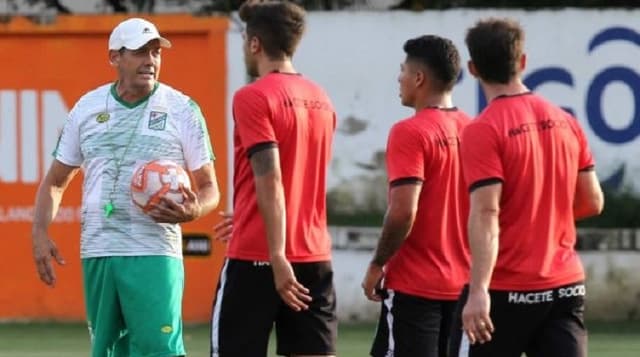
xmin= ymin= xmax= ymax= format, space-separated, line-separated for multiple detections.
xmin=403 ymin=35 xmax=461 ymax=92
xmin=239 ymin=0 xmax=306 ymax=60
xmin=465 ymin=18 xmax=525 ymax=84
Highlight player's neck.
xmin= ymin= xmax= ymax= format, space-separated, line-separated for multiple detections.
xmin=115 ymin=80 xmax=155 ymax=104
xmin=257 ymin=58 xmax=297 ymax=77
xmin=414 ymin=92 xmax=453 ymax=112
xmin=481 ymin=79 xmax=529 ymax=102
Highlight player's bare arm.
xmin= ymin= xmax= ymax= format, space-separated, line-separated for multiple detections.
xmin=149 ymin=161 xmax=220 ymax=224
xmin=31 ymin=160 xmax=80 ymax=287
xmin=463 ymin=183 xmax=501 ymax=345
xmin=251 ymin=147 xmax=312 ymax=312
xmin=574 ymin=169 xmax=604 ymax=220
xmin=362 ymin=183 xmax=421 ymax=301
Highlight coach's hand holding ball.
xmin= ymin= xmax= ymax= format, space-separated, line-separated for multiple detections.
xmin=147 ymin=186 xmax=203 ymax=224
xmin=131 ymin=159 xmax=201 ymax=223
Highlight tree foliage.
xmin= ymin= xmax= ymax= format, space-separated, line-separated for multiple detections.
xmin=414 ymin=0 xmax=637 ymax=9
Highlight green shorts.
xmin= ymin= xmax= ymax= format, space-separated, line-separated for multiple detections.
xmin=82 ymin=256 xmax=186 ymax=357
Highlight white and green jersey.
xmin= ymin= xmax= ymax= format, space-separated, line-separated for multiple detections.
xmin=54 ymin=82 xmax=215 ymax=259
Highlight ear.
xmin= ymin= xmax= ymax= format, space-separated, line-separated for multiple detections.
xmin=415 ymin=70 xmax=425 ymax=88
xmin=467 ymin=60 xmax=478 ymax=78
xmin=108 ymin=50 xmax=120 ymax=67
xmin=519 ymin=53 xmax=527 ymax=72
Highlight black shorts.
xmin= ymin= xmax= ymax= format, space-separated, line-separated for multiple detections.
xmin=210 ymin=258 xmax=337 ymax=357
xmin=371 ymin=289 xmax=457 ymax=357
xmin=449 ymin=282 xmax=587 ymax=357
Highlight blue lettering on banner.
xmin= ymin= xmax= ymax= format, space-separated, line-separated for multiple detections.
xmin=587 ymin=66 xmax=640 ymax=144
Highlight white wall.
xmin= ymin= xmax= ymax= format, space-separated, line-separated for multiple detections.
xmin=333 ymin=250 xmax=640 ymax=322
xmin=581 ymin=252 xmax=640 ymax=320
xmin=333 ymin=249 xmax=380 ymax=322
xmin=227 ymin=10 xmax=640 ymax=195
xmin=333 ymin=243 xmax=640 ymax=321
xmin=330 ymin=227 xmax=640 ymax=322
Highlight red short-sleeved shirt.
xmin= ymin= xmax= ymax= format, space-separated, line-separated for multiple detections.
xmin=384 ymin=108 xmax=471 ymax=300
xmin=461 ymin=93 xmax=595 ymax=291
xmin=228 ymin=72 xmax=336 ymax=262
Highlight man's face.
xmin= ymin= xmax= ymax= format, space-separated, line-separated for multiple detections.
xmin=113 ymin=39 xmax=162 ymax=91
xmin=242 ymin=31 xmax=259 ymax=78
xmin=398 ymin=60 xmax=418 ymax=107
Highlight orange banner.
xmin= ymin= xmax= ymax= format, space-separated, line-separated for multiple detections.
xmin=0 ymin=15 xmax=229 ymax=322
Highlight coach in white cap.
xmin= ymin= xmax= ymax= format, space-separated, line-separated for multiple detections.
xmin=108 ymin=17 xmax=172 ymax=50
xmin=107 ymin=18 xmax=172 ymax=102
xmin=31 ymin=17 xmax=220 ymax=357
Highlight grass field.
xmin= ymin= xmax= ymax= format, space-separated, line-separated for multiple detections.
xmin=0 ymin=320 xmax=638 ymax=356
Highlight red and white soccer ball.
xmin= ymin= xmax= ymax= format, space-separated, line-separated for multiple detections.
xmin=131 ymin=159 xmax=191 ymax=213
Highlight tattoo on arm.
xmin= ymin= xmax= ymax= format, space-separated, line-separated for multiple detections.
xmin=371 ymin=214 xmax=413 ymax=267
xmin=250 ymin=149 xmax=277 ymax=177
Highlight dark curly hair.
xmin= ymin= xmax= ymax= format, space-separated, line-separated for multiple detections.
xmin=239 ymin=0 xmax=306 ymax=60
xmin=403 ymin=35 xmax=461 ymax=92
xmin=465 ymin=18 xmax=525 ymax=84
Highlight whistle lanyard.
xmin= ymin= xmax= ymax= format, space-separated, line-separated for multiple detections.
xmin=101 ymin=88 xmax=151 ymax=218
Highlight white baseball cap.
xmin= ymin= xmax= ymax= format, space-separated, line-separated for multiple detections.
xmin=108 ymin=18 xmax=172 ymax=50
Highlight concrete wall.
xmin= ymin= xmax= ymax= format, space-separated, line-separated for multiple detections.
xmin=226 ymin=10 xmax=640 ymax=204
xmin=331 ymin=227 xmax=640 ymax=322
xmin=582 ymin=252 xmax=640 ymax=320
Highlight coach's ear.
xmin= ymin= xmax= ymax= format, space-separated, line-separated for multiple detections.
xmin=108 ymin=50 xmax=120 ymax=67
xmin=467 ymin=60 xmax=478 ymax=78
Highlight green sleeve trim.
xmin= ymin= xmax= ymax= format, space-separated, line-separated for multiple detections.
xmin=188 ymin=99 xmax=215 ymax=160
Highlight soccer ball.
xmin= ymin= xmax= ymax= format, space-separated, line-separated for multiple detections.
xmin=130 ymin=159 xmax=191 ymax=213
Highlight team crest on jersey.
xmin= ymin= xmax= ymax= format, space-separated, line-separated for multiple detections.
xmin=96 ymin=112 xmax=110 ymax=123
xmin=148 ymin=111 xmax=167 ymax=130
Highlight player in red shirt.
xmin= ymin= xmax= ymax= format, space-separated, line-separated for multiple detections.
xmin=209 ymin=1 xmax=337 ymax=356
xmin=361 ymin=35 xmax=471 ymax=357
xmin=450 ymin=18 xmax=604 ymax=357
